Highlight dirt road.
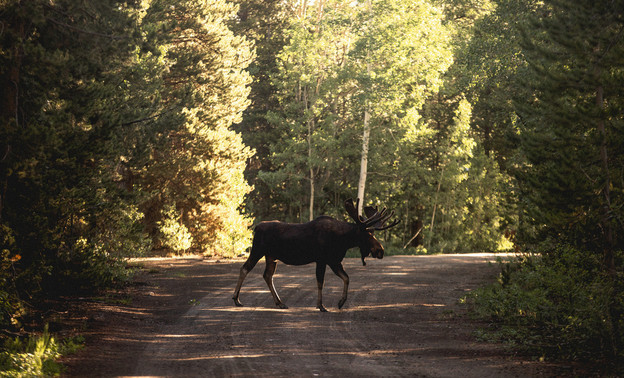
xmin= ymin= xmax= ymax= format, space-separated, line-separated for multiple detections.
xmin=62 ymin=254 xmax=564 ymax=377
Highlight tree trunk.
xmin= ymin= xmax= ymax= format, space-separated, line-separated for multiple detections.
xmin=596 ymin=83 xmax=619 ymax=358
xmin=357 ymin=108 xmax=370 ymax=216
xmin=596 ymin=85 xmax=614 ymax=274
xmin=298 ymin=0 xmax=307 ymax=19
xmin=428 ymin=165 xmax=445 ymax=249
xmin=357 ymin=29 xmax=372 ymax=216
xmin=308 ymin=117 xmax=315 ymax=222
xmin=304 ymin=86 xmax=315 ymax=221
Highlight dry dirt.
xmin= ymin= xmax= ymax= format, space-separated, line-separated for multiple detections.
xmin=60 ymin=254 xmax=572 ymax=377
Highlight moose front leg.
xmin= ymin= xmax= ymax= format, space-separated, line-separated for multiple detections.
xmin=316 ymin=263 xmax=328 ymax=312
xmin=330 ymin=263 xmax=349 ymax=309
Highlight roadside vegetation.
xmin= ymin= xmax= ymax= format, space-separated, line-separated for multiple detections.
xmin=467 ymin=250 xmax=623 ymax=367
xmin=0 ymin=325 xmax=84 ymax=377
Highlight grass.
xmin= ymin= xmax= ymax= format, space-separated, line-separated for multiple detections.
xmin=0 ymin=325 xmax=84 ymax=377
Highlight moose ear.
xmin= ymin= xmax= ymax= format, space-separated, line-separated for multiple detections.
xmin=344 ymin=198 xmax=359 ymax=222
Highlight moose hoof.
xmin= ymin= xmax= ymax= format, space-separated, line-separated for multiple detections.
xmin=338 ymin=299 xmax=347 ymax=309
xmin=276 ymin=303 xmax=288 ymax=309
xmin=233 ymin=298 xmax=243 ymax=307
xmin=318 ymin=305 xmax=328 ymax=312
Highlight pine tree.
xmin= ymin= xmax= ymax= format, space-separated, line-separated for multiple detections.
xmin=139 ymin=0 xmax=255 ymax=255
xmin=516 ymin=0 xmax=624 ymax=261
xmin=0 ymin=0 xmax=151 ymax=326
xmin=515 ymin=0 xmax=624 ymax=357
xmin=229 ymin=0 xmax=292 ymax=220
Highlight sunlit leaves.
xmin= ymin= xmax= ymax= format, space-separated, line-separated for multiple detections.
xmin=138 ymin=0 xmax=254 ymax=255
xmin=264 ymin=0 xmax=455 ymax=221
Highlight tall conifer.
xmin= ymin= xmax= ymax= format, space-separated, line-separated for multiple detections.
xmin=139 ymin=0 xmax=255 ymax=255
xmin=516 ymin=0 xmax=624 ymax=261
xmin=0 ymin=0 xmax=150 ymax=325
xmin=516 ymin=0 xmax=624 ymax=357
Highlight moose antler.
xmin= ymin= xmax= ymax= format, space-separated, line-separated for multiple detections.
xmin=375 ymin=217 xmax=401 ymax=231
xmin=362 ymin=208 xmax=399 ymax=230
xmin=345 ymin=198 xmax=400 ymax=230
xmin=344 ymin=198 xmax=360 ymax=222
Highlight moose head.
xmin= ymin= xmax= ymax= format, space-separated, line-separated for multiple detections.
xmin=344 ymin=198 xmax=400 ymax=266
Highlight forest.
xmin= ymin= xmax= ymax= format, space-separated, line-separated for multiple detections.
xmin=1 ymin=0 xmax=623 ymax=369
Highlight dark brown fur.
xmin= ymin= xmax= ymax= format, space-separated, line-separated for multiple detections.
xmin=232 ymin=199 xmax=399 ymax=312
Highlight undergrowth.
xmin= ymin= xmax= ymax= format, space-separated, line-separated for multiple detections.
xmin=0 ymin=325 xmax=84 ymax=377
xmin=464 ymin=247 xmax=623 ymax=369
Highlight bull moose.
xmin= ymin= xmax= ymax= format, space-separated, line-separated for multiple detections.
xmin=232 ymin=198 xmax=400 ymax=312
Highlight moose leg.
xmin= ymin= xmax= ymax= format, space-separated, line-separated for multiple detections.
xmin=316 ymin=263 xmax=328 ymax=312
xmin=232 ymin=254 xmax=262 ymax=307
xmin=329 ymin=263 xmax=349 ymax=309
xmin=264 ymin=257 xmax=288 ymax=309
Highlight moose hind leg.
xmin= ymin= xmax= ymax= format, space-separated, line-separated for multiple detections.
xmin=264 ymin=257 xmax=287 ymax=309
xmin=316 ymin=263 xmax=328 ymax=312
xmin=330 ymin=263 xmax=349 ymax=309
xmin=233 ymin=255 xmax=261 ymax=307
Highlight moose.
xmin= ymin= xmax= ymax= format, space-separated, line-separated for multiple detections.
xmin=232 ymin=198 xmax=400 ymax=312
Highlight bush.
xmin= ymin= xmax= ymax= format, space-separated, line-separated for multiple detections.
xmin=466 ymin=247 xmax=623 ymax=363
xmin=158 ymin=205 xmax=193 ymax=254
xmin=0 ymin=326 xmax=85 ymax=377
xmin=46 ymin=199 xmax=151 ymax=294
xmin=0 ymin=325 xmax=60 ymax=377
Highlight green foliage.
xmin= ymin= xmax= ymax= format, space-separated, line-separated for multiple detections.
xmin=158 ymin=205 xmax=193 ymax=253
xmin=467 ymin=249 xmax=623 ymax=361
xmin=0 ymin=325 xmax=60 ymax=377
xmin=138 ymin=0 xmax=255 ymax=255
xmin=513 ymin=0 xmax=624 ymax=259
xmin=209 ymin=202 xmax=253 ymax=258
xmin=460 ymin=0 xmax=624 ymax=366
xmin=0 ymin=229 xmax=23 ymax=330
xmin=50 ymin=192 xmax=152 ymax=293
xmin=2 ymin=0 xmax=622 ymax=368
xmin=240 ymin=0 xmax=517 ymax=254
xmin=396 ymin=0 xmax=523 ymax=253
xmin=0 ymin=327 xmax=85 ymax=377
xmin=0 ymin=0 xmax=255 ymax=329
xmin=229 ymin=0 xmax=292 ymax=219
xmin=261 ymin=0 xmax=470 ymax=230
xmin=0 ymin=0 xmax=154 ymax=326
xmin=59 ymin=335 xmax=85 ymax=356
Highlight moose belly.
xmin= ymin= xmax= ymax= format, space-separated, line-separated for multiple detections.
xmin=273 ymin=252 xmax=317 ymax=266
xmin=267 ymin=244 xmax=322 ymax=266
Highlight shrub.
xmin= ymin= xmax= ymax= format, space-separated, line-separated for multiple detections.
xmin=0 ymin=327 xmax=85 ymax=377
xmin=0 ymin=325 xmax=60 ymax=377
xmin=158 ymin=205 xmax=193 ymax=254
xmin=466 ymin=247 xmax=623 ymax=363
xmin=47 ymin=199 xmax=151 ymax=294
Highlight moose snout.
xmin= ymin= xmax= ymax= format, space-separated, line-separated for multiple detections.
xmin=372 ymin=247 xmax=384 ymax=259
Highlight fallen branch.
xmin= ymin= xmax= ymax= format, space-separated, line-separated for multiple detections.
xmin=403 ymin=227 xmax=422 ymax=249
